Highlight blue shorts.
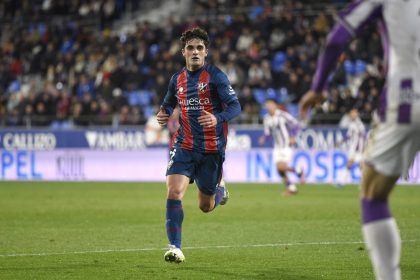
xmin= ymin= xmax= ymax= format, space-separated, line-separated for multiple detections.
xmin=166 ymin=147 xmax=224 ymax=195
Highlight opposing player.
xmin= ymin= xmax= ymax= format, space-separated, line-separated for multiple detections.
xmin=156 ymin=27 xmax=241 ymax=263
xmin=337 ymin=108 xmax=366 ymax=187
xmin=259 ymin=99 xmax=304 ymax=195
xmin=299 ymin=1 xmax=420 ymax=279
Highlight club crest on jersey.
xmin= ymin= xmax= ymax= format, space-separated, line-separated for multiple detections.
xmin=178 ymin=87 xmax=184 ymax=95
xmin=198 ymin=82 xmax=207 ymax=93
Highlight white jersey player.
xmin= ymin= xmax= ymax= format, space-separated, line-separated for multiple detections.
xmin=300 ymin=1 xmax=420 ymax=279
xmin=338 ymin=108 xmax=366 ymax=186
xmin=259 ymin=99 xmax=304 ymax=195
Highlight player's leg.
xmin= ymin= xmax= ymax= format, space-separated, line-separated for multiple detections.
xmin=164 ymin=148 xmax=195 ymax=263
xmin=195 ymin=153 xmax=227 ymax=212
xmin=361 ymin=124 xmax=420 ymax=279
xmin=276 ymin=161 xmax=299 ymax=195
xmin=338 ymin=158 xmax=354 ymax=187
xmin=164 ymin=174 xmax=189 ymax=263
xmin=361 ymin=165 xmax=400 ymax=280
xmin=276 ymin=161 xmax=292 ymax=185
xmin=275 ymin=147 xmax=304 ymax=188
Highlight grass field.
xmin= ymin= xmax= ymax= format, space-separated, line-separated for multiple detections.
xmin=0 ymin=182 xmax=419 ymax=280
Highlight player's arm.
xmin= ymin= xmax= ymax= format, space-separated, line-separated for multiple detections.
xmin=157 ymin=75 xmax=177 ymax=127
xmin=214 ymin=72 xmax=241 ymax=123
xmin=284 ymin=112 xmax=300 ymax=145
xmin=259 ymin=117 xmax=270 ymax=145
xmin=299 ymin=0 xmax=383 ymax=118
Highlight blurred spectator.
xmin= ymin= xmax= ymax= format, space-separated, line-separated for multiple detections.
xmin=0 ymin=0 xmax=383 ymax=127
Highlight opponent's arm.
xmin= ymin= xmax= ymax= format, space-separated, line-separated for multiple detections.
xmin=300 ymin=0 xmax=383 ymax=118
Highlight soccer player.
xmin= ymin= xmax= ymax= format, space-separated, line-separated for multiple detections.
xmin=259 ymin=99 xmax=304 ymax=195
xmin=299 ymin=1 xmax=420 ymax=279
xmin=337 ymin=108 xmax=366 ymax=187
xmin=156 ymin=27 xmax=241 ymax=263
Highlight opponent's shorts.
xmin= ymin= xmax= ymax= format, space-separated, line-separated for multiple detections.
xmin=166 ymin=147 xmax=224 ymax=195
xmin=273 ymin=147 xmax=292 ymax=163
xmin=364 ymin=121 xmax=420 ymax=177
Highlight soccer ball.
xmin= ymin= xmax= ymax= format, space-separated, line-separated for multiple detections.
xmin=288 ymin=184 xmax=298 ymax=193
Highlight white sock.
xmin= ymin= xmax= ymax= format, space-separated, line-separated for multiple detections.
xmin=362 ymin=218 xmax=401 ymax=280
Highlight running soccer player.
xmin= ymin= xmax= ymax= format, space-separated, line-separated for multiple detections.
xmin=259 ymin=99 xmax=304 ymax=195
xmin=156 ymin=27 xmax=241 ymax=263
xmin=337 ymin=108 xmax=366 ymax=187
xmin=299 ymin=1 xmax=420 ymax=279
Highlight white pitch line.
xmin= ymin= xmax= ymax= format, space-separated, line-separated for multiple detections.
xmin=0 ymin=240 xmax=418 ymax=258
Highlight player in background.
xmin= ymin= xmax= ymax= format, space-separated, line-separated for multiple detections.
xmin=259 ymin=99 xmax=304 ymax=195
xmin=337 ymin=108 xmax=366 ymax=187
xmin=299 ymin=1 xmax=420 ymax=279
xmin=157 ymin=27 xmax=241 ymax=263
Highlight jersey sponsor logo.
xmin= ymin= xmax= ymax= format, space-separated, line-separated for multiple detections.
xmin=178 ymin=97 xmax=210 ymax=110
xmin=198 ymin=82 xmax=207 ymax=93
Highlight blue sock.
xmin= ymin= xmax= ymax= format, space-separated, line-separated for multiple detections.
xmin=214 ymin=186 xmax=225 ymax=208
xmin=166 ymin=199 xmax=183 ymax=249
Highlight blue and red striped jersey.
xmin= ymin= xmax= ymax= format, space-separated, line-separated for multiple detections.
xmin=161 ymin=63 xmax=241 ymax=153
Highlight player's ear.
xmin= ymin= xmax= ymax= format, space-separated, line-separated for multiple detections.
xmin=181 ymin=47 xmax=186 ymax=57
xmin=204 ymin=47 xmax=208 ymax=57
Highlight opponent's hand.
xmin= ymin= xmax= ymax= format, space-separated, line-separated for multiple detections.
xmin=198 ymin=110 xmax=217 ymax=128
xmin=289 ymin=137 xmax=296 ymax=146
xmin=156 ymin=107 xmax=169 ymax=127
xmin=298 ymin=90 xmax=326 ymax=121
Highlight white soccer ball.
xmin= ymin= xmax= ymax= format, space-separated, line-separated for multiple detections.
xmin=288 ymin=184 xmax=297 ymax=193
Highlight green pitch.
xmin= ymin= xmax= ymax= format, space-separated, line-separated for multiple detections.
xmin=0 ymin=182 xmax=419 ymax=280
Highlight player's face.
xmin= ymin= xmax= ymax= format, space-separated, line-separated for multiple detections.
xmin=265 ymin=100 xmax=277 ymax=115
xmin=182 ymin=39 xmax=208 ymax=71
xmin=350 ymin=109 xmax=358 ymax=120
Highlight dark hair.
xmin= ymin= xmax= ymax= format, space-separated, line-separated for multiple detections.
xmin=180 ymin=27 xmax=209 ymax=49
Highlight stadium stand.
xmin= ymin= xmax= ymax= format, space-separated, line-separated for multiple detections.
xmin=0 ymin=0 xmax=384 ymax=128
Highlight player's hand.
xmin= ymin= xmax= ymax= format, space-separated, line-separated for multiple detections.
xmin=289 ymin=137 xmax=296 ymax=146
xmin=156 ymin=107 xmax=169 ymax=127
xmin=298 ymin=90 xmax=326 ymax=121
xmin=258 ymin=135 xmax=266 ymax=145
xmin=198 ymin=110 xmax=217 ymax=128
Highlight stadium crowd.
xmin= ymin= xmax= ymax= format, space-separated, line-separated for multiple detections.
xmin=0 ymin=0 xmax=384 ymax=127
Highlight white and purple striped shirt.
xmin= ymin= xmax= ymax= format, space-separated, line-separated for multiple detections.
xmin=263 ymin=109 xmax=300 ymax=149
xmin=346 ymin=118 xmax=366 ymax=152
xmin=312 ymin=0 xmax=420 ymax=125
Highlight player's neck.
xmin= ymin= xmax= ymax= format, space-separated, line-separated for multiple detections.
xmin=186 ymin=63 xmax=205 ymax=72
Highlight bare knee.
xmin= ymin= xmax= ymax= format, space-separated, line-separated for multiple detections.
xmin=199 ymin=203 xmax=212 ymax=213
xmin=277 ymin=162 xmax=287 ymax=172
xmin=167 ymin=183 xmax=185 ymax=200
xmin=167 ymin=187 xmax=184 ymax=200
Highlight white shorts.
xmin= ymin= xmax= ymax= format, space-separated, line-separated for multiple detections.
xmin=273 ymin=147 xmax=292 ymax=163
xmin=364 ymin=121 xmax=420 ymax=177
